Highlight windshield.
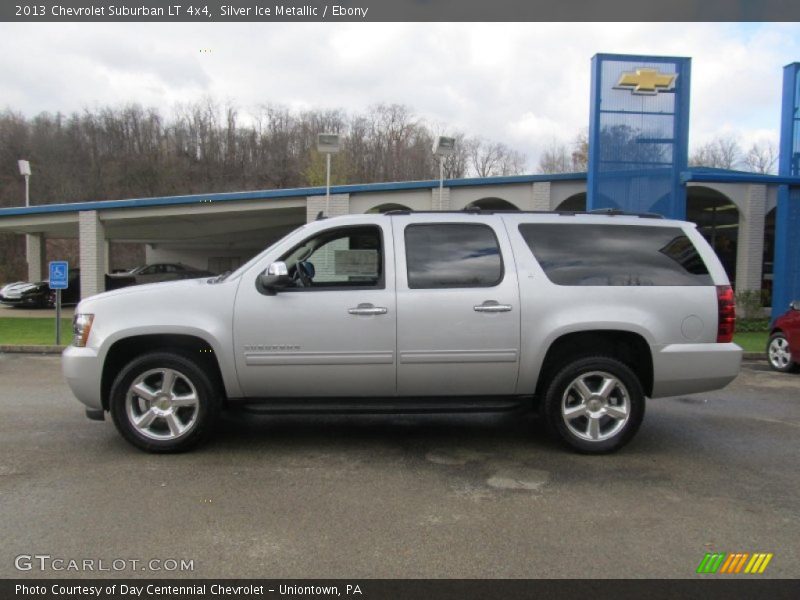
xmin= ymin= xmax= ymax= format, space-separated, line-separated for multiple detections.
xmin=213 ymin=223 xmax=309 ymax=283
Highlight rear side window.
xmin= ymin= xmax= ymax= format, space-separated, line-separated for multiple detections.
xmin=518 ymin=224 xmax=712 ymax=286
xmin=405 ymin=223 xmax=503 ymax=288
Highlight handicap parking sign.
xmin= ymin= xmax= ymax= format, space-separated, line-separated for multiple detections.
xmin=49 ymin=261 xmax=69 ymax=290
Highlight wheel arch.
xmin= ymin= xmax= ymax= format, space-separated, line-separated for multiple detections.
xmin=535 ymin=329 xmax=654 ymax=399
xmin=101 ymin=333 xmax=227 ymax=411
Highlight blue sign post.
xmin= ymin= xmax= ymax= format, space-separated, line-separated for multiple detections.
xmin=48 ymin=261 xmax=68 ymax=345
xmin=772 ymin=63 xmax=800 ymax=321
xmin=587 ymin=53 xmax=691 ymax=219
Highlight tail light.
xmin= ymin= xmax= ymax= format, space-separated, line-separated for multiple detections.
xmin=716 ymin=285 xmax=736 ymax=343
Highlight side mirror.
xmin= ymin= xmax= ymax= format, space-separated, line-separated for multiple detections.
xmin=258 ymin=261 xmax=292 ymax=295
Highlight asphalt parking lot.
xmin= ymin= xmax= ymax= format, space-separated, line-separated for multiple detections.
xmin=0 ymin=354 xmax=798 ymax=579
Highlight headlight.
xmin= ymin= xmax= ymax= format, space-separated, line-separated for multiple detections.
xmin=72 ymin=314 xmax=94 ymax=347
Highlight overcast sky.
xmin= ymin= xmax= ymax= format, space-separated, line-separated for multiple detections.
xmin=1 ymin=22 xmax=798 ymax=171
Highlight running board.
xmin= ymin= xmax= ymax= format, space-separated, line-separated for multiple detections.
xmin=226 ymin=396 xmax=532 ymax=415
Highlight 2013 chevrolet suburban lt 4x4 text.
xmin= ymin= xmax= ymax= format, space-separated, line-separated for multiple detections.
xmin=62 ymin=210 xmax=742 ymax=454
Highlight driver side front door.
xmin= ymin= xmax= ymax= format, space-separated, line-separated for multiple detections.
xmin=233 ymin=221 xmax=397 ymax=398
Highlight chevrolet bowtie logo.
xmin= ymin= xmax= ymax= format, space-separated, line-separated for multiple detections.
xmin=615 ymin=68 xmax=677 ymax=95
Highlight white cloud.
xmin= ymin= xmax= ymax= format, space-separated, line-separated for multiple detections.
xmin=0 ymin=22 xmax=797 ymax=171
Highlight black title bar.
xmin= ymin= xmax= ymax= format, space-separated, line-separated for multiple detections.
xmin=3 ymin=0 xmax=800 ymax=22
xmin=4 ymin=579 xmax=800 ymax=600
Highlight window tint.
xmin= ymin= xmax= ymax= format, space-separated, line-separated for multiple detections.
xmin=279 ymin=225 xmax=383 ymax=289
xmin=518 ymin=224 xmax=712 ymax=286
xmin=405 ymin=224 xmax=503 ymax=289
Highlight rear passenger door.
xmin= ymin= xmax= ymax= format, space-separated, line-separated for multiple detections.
xmin=392 ymin=215 xmax=521 ymax=396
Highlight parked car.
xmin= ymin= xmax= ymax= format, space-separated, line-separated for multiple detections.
xmin=63 ymin=211 xmax=742 ymax=454
xmin=106 ymin=263 xmax=215 ymax=289
xmin=0 ymin=269 xmax=80 ymax=308
xmin=767 ymin=301 xmax=800 ymax=372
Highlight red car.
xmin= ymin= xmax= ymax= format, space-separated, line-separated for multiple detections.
xmin=768 ymin=301 xmax=800 ymax=372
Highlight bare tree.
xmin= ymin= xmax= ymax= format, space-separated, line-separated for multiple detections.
xmin=471 ymin=138 xmax=526 ymax=177
xmin=690 ymin=135 xmax=742 ymax=170
xmin=742 ymin=141 xmax=778 ymax=174
xmin=0 ymin=101 xmax=530 ymax=279
xmin=538 ymin=140 xmax=572 ymax=174
xmin=571 ymin=130 xmax=589 ymax=172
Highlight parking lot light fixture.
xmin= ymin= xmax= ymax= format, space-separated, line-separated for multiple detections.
xmin=317 ymin=134 xmax=341 ymax=217
xmin=18 ymin=160 xmax=31 ymax=207
xmin=433 ymin=137 xmax=456 ymax=208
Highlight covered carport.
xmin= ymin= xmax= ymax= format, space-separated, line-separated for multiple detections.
xmin=0 ymin=190 xmax=309 ymax=299
xmin=2 ymin=169 xmax=793 ymax=304
xmin=0 ymin=174 xmax=584 ymax=300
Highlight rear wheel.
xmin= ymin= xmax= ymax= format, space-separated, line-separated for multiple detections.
xmin=109 ymin=352 xmax=220 ymax=453
xmin=767 ymin=333 xmax=798 ymax=373
xmin=543 ymin=356 xmax=645 ymax=453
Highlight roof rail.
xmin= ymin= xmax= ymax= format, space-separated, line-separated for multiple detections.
xmin=584 ymin=208 xmax=664 ymax=219
xmin=381 ymin=208 xmax=665 ymax=219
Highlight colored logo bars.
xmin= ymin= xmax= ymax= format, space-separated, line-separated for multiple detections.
xmin=696 ymin=552 xmax=774 ymax=574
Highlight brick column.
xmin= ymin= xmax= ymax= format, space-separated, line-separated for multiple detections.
xmin=25 ymin=233 xmax=46 ymax=282
xmin=735 ymin=185 xmax=766 ymax=293
xmin=79 ymin=210 xmax=106 ymax=299
xmin=431 ymin=187 xmax=451 ymax=211
xmin=307 ymin=193 xmax=350 ymax=223
xmin=532 ymin=182 xmax=551 ymax=211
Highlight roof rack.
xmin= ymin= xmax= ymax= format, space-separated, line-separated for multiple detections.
xmin=382 ymin=208 xmax=664 ymax=219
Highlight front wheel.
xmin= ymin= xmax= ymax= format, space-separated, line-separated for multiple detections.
xmin=543 ymin=356 xmax=645 ymax=454
xmin=109 ymin=352 xmax=220 ymax=453
xmin=767 ymin=333 xmax=798 ymax=373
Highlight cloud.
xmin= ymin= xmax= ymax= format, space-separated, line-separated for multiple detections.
xmin=0 ymin=22 xmax=797 ymax=171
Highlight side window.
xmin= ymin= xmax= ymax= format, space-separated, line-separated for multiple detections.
xmin=518 ymin=223 xmax=713 ymax=286
xmin=139 ymin=266 xmax=156 ymax=275
xmin=279 ymin=225 xmax=383 ymax=289
xmin=405 ymin=223 xmax=503 ymax=289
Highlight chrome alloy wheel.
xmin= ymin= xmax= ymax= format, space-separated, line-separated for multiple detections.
xmin=768 ymin=336 xmax=792 ymax=370
xmin=125 ymin=368 xmax=199 ymax=441
xmin=561 ymin=371 xmax=631 ymax=442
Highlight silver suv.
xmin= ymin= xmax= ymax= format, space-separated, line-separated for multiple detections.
xmin=62 ymin=211 xmax=742 ymax=454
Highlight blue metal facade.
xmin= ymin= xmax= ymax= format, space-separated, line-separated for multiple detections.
xmin=772 ymin=62 xmax=800 ymax=318
xmin=587 ymin=54 xmax=691 ymax=219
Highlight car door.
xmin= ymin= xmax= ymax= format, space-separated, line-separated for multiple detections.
xmin=233 ymin=219 xmax=397 ymax=398
xmin=392 ymin=214 xmax=521 ymax=396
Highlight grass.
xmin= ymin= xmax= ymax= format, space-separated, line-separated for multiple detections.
xmin=0 ymin=317 xmax=771 ymax=353
xmin=0 ymin=317 xmax=72 ymax=345
xmin=734 ymin=331 xmax=768 ymax=353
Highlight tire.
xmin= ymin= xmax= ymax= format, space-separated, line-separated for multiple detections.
xmin=543 ymin=356 xmax=645 ymax=454
xmin=109 ymin=351 xmax=220 ymax=453
xmin=767 ymin=332 xmax=799 ymax=373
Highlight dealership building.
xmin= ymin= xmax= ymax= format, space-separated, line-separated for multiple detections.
xmin=0 ymin=53 xmax=797 ymax=314
xmin=0 ymin=167 xmax=786 ymax=298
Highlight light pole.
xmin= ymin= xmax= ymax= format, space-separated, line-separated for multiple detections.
xmin=317 ymin=133 xmax=341 ymax=217
xmin=18 ymin=160 xmax=31 ymax=207
xmin=433 ymin=137 xmax=456 ymax=208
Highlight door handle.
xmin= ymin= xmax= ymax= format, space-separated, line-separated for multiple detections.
xmin=474 ymin=301 xmax=513 ymax=313
xmin=348 ymin=303 xmax=388 ymax=316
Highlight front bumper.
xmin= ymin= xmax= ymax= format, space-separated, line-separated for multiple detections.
xmin=651 ymin=342 xmax=742 ymax=398
xmin=62 ymin=345 xmax=103 ymax=410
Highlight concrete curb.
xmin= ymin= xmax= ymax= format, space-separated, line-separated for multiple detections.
xmin=0 ymin=346 xmax=768 ymax=361
xmin=0 ymin=345 xmax=65 ymax=354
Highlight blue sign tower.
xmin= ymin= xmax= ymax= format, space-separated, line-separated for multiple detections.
xmin=587 ymin=54 xmax=691 ymax=219
xmin=772 ymin=62 xmax=800 ymax=318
